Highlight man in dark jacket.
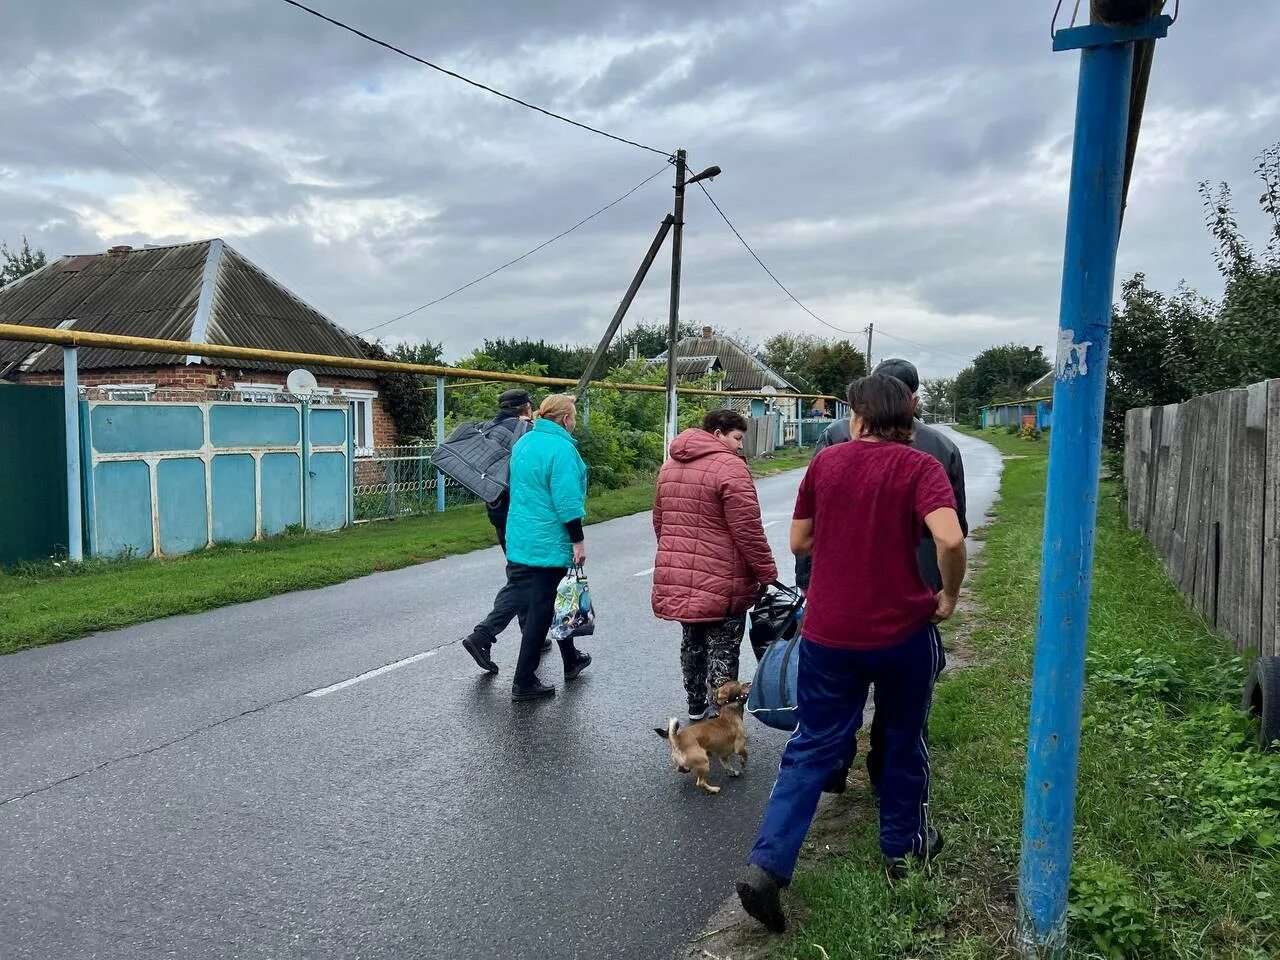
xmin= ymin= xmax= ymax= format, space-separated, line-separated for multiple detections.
xmin=796 ymin=359 xmax=968 ymax=794
xmin=462 ymin=390 xmax=549 ymax=673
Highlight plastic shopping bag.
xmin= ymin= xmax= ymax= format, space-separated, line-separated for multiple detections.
xmin=550 ymin=565 xmax=595 ymax=640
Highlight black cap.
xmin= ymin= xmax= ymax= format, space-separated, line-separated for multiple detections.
xmin=498 ymin=389 xmax=532 ymax=410
xmin=872 ymin=358 xmax=919 ymax=394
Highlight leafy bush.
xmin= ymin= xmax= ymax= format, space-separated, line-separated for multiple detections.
xmin=1069 ymin=859 xmax=1163 ymax=959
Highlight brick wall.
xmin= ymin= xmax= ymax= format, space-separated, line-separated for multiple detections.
xmin=11 ymin=365 xmax=395 ymax=447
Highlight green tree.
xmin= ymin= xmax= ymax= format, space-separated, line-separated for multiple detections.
xmin=757 ymin=332 xmax=824 ymax=392
xmin=954 ymin=343 xmax=1051 ymax=422
xmin=358 ymin=338 xmax=444 ymax=442
xmin=0 ymin=236 xmax=47 ymax=287
xmin=920 ymin=376 xmax=957 ymax=420
xmin=806 ymin=340 xmax=868 ymax=397
xmin=609 ymin=320 xmax=701 ymax=364
xmin=1104 ymin=141 xmax=1280 ymax=464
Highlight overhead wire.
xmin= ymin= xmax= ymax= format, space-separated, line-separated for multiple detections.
xmin=278 ymin=0 xmax=672 ymax=159
xmin=692 ymin=180 xmax=980 ymax=368
xmin=692 ymin=181 xmax=865 ymax=338
xmin=356 ymin=165 xmax=671 ymax=336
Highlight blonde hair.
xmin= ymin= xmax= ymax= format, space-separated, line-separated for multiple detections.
xmin=536 ymin=393 xmax=577 ymax=426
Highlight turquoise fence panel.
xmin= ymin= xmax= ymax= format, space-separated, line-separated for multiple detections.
xmin=210 ymin=405 xmax=300 ymax=448
xmin=94 ymin=460 xmax=153 ymax=557
xmin=310 ymin=408 xmax=346 ymax=446
xmin=157 ymin=458 xmax=208 ymax=555
xmin=91 ymin=404 xmax=203 ymax=454
xmin=261 ymin=452 xmax=301 ymax=534
xmin=309 ymin=451 xmax=348 ymax=530
xmin=211 ymin=454 xmax=257 ymax=542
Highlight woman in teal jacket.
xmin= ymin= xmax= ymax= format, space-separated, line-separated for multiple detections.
xmin=503 ymin=393 xmax=591 ymax=701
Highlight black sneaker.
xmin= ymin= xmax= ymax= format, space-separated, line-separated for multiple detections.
xmin=541 ymin=637 xmax=553 ymax=654
xmin=884 ymin=826 xmax=945 ymax=880
xmin=688 ymin=701 xmax=709 ymax=723
xmin=563 ymin=652 xmax=592 ymax=681
xmin=462 ymin=637 xmax=498 ymax=675
xmin=736 ymin=864 xmax=786 ymax=933
xmin=511 ymin=678 xmax=556 ymax=702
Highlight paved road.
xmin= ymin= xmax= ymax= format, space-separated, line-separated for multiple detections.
xmin=0 ymin=427 xmax=1000 ymax=960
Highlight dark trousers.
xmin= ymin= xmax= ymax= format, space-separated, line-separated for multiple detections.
xmin=749 ymin=625 xmax=941 ymax=880
xmin=851 ymin=628 xmax=946 ymax=790
xmin=469 ymin=516 xmax=528 ymax=644
xmin=510 ymin=564 xmax=579 ymax=688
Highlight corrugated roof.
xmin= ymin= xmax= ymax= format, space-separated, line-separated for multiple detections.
xmin=652 ymin=336 xmax=797 ymax=393
xmin=0 ymin=240 xmax=372 ymax=379
xmin=643 ymin=354 xmax=721 ymax=380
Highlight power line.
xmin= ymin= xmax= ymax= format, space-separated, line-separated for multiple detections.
xmin=279 ymin=0 xmax=672 ymax=159
xmin=357 ymin=165 xmax=671 ymax=336
xmin=871 ymin=328 xmax=975 ymax=365
xmin=693 ymin=181 xmax=865 ymax=338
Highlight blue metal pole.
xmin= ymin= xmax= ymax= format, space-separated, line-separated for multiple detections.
xmin=347 ymin=401 xmax=356 ymax=526
xmin=435 ymin=375 xmax=446 ymax=514
xmin=300 ymin=399 xmax=311 ymax=530
xmin=1016 ymin=17 xmax=1168 ymax=955
xmin=62 ymin=347 xmax=83 ymax=562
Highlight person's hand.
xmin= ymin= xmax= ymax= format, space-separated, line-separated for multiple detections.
xmin=931 ymin=591 xmax=958 ymax=623
xmin=572 ymin=541 xmax=587 ymax=567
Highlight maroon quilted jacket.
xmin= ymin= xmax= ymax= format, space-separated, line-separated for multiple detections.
xmin=651 ymin=429 xmax=779 ymax=623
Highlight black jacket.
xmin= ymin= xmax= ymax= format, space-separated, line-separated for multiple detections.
xmin=482 ymin=410 xmax=531 ymax=528
xmin=794 ymin=419 xmax=968 ymax=591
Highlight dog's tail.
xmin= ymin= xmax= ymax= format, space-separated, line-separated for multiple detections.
xmin=653 ymin=717 xmax=680 ymax=740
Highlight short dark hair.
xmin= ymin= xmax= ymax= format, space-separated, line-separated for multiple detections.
xmin=702 ymin=409 xmax=749 ymax=434
xmin=847 ymin=374 xmax=914 ymax=443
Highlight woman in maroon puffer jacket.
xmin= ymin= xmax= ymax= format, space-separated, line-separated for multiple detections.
xmin=653 ymin=409 xmax=779 ymax=720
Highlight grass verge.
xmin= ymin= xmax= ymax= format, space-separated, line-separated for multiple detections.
xmin=766 ymin=430 xmax=1279 ymax=958
xmin=0 ymin=455 xmax=806 ymax=657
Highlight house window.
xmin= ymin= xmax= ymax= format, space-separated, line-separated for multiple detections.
xmin=100 ymin=384 xmax=156 ymax=401
xmin=341 ymin=389 xmax=378 ymax=455
xmin=234 ymin=382 xmax=284 ymax=403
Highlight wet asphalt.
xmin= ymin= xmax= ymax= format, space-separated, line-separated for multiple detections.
xmin=0 ymin=427 xmax=1000 ymax=960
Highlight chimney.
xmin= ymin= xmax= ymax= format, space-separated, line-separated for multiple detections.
xmin=702 ymin=326 xmax=712 ymax=339
xmin=107 ymin=245 xmax=133 ymax=256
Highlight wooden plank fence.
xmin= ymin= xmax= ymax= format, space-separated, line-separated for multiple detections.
xmin=1124 ymin=379 xmax=1279 ymax=657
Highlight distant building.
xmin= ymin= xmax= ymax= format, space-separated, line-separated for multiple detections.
xmin=648 ymin=326 xmax=802 ymax=419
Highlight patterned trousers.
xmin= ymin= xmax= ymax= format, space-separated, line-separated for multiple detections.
xmin=680 ymin=615 xmax=747 ymax=711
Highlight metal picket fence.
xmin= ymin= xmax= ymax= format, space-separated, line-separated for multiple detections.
xmin=353 ymin=445 xmax=480 ymax=521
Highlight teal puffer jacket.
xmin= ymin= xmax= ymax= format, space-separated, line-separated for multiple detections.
xmin=506 ymin=417 xmax=588 ymax=568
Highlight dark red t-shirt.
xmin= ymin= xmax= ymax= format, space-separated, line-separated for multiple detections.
xmin=794 ymin=439 xmax=957 ymax=649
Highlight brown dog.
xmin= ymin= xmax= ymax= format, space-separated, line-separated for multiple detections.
xmin=655 ymin=680 xmax=750 ymax=794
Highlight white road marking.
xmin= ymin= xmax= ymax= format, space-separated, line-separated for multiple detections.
xmin=305 ymin=649 xmax=440 ymax=697
xmin=634 ymin=566 xmax=655 ymax=577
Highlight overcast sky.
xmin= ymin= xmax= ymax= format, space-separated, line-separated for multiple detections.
xmin=1 ymin=1 xmax=1276 ymax=376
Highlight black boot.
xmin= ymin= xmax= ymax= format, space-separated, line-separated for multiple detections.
xmin=736 ymin=864 xmax=786 ymax=933
xmin=462 ymin=636 xmax=498 ymax=674
xmin=883 ymin=826 xmax=945 ymax=880
xmin=821 ymin=765 xmax=851 ymax=794
xmin=563 ymin=651 xmax=592 ymax=681
xmin=511 ymin=678 xmax=556 ymax=702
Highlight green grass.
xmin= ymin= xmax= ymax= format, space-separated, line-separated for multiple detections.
xmin=769 ymin=432 xmax=1280 ymax=958
xmin=0 ymin=484 xmax=655 ymax=656
xmin=0 ymin=455 xmax=803 ymax=657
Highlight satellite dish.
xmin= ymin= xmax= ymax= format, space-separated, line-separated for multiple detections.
xmin=286 ymin=368 xmax=318 ymax=397
xmin=760 ymin=385 xmax=778 ymax=397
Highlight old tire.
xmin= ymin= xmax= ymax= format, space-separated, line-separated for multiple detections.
xmin=1242 ymin=657 xmax=1280 ymax=750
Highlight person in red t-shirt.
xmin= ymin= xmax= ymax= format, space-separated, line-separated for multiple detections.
xmin=736 ymin=374 xmax=967 ymax=933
